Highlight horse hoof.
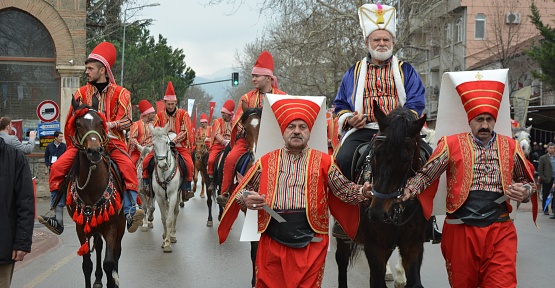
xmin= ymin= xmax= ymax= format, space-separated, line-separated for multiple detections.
xmin=148 ymin=222 xmax=153 ymax=228
xmin=170 ymin=236 xmax=177 ymax=243
xmin=179 ymin=201 xmax=184 ymax=208
xmin=93 ymin=283 xmax=103 ymax=288
xmin=200 ymin=192 xmax=205 ymax=198
xmin=141 ymin=226 xmax=148 ymax=232
xmin=207 ymin=221 xmax=213 ymax=227
xmin=163 ymin=245 xmax=172 ymax=253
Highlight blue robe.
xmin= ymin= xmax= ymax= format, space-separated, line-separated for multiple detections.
xmin=334 ymin=57 xmax=426 ymax=120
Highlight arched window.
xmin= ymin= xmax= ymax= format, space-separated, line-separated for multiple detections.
xmin=0 ymin=9 xmax=59 ymax=123
xmin=456 ymin=17 xmax=464 ymax=43
xmin=475 ymin=14 xmax=486 ymax=40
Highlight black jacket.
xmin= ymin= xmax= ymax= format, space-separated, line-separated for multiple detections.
xmin=44 ymin=141 xmax=66 ymax=168
xmin=0 ymin=137 xmax=34 ymax=264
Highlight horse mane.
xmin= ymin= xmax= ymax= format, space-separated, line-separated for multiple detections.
xmin=241 ymin=108 xmax=262 ymax=124
xmin=380 ymin=108 xmax=419 ymax=157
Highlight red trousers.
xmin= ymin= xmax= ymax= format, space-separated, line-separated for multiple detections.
xmin=50 ymin=139 xmax=138 ymax=191
xmin=207 ymin=143 xmax=225 ymax=176
xmin=441 ymin=220 xmax=517 ymax=288
xmin=255 ymin=233 xmax=328 ymax=288
xmin=142 ymin=146 xmax=193 ymax=182
xmin=130 ymin=150 xmax=140 ymax=165
xmin=221 ymin=138 xmax=248 ymax=194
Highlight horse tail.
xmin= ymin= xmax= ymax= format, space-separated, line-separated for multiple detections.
xmin=348 ymin=241 xmax=362 ymax=267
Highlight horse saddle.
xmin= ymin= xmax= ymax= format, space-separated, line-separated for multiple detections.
xmin=235 ymin=152 xmax=253 ymax=176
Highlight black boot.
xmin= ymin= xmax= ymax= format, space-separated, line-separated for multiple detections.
xmin=180 ymin=181 xmax=194 ymax=202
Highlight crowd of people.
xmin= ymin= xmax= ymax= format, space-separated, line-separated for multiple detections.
xmin=0 ymin=3 xmax=548 ymax=288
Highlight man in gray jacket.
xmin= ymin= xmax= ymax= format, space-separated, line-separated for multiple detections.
xmin=0 ymin=117 xmax=36 ymax=154
xmin=538 ymin=142 xmax=555 ymax=217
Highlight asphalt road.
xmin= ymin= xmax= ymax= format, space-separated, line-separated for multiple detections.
xmin=10 ymin=188 xmax=554 ymax=288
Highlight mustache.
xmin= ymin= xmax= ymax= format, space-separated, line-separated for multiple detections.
xmin=290 ymin=135 xmax=304 ymax=140
xmin=478 ymin=128 xmax=491 ymax=133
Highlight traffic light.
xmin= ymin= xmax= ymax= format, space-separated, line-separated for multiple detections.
xmin=232 ymin=72 xmax=239 ymax=87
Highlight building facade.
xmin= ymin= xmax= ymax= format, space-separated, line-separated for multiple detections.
xmin=402 ymin=0 xmax=555 ymax=130
xmin=0 ymin=0 xmax=86 ymax=145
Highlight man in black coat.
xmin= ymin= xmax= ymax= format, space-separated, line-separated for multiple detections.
xmin=0 ymin=137 xmax=34 ymax=287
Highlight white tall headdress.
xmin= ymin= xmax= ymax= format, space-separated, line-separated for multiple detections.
xmin=358 ymin=4 xmax=397 ymax=39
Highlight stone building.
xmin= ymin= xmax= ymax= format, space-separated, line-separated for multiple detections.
xmin=0 ymin=0 xmax=86 ymax=196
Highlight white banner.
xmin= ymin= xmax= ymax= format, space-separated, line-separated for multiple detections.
xmin=512 ymin=86 xmax=532 ymax=127
xmin=187 ymin=99 xmax=195 ymax=115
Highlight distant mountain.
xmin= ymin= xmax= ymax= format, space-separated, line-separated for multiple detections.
xmin=194 ymin=68 xmax=235 ymax=106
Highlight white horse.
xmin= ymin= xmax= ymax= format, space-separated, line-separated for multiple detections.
xmin=149 ymin=124 xmax=182 ymax=253
xmin=513 ymin=126 xmax=532 ymax=157
xmin=136 ymin=144 xmax=155 ymax=232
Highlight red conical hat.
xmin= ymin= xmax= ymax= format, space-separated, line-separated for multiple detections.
xmin=251 ymin=51 xmax=278 ymax=89
xmin=88 ymin=42 xmax=117 ymax=84
xmin=271 ymin=98 xmax=321 ymax=134
xmin=200 ymin=113 xmax=208 ymax=123
xmin=138 ymin=100 xmax=154 ymax=116
xmin=454 ymin=71 xmax=505 ymax=122
xmin=164 ymin=81 xmax=177 ymax=101
xmin=221 ymin=100 xmax=235 ymax=115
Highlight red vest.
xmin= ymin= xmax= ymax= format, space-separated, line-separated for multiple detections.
xmin=218 ymin=148 xmax=360 ymax=244
xmin=418 ymin=133 xmax=537 ymax=223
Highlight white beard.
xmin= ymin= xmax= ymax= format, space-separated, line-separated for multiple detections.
xmin=368 ymin=46 xmax=393 ymax=61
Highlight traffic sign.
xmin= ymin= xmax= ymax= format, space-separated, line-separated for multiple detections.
xmin=37 ymin=100 xmax=60 ymax=122
xmin=38 ymin=122 xmax=61 ymax=149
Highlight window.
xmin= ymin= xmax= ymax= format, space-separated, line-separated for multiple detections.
xmin=475 ymin=14 xmax=486 ymax=40
xmin=445 ymin=23 xmax=452 ymax=44
xmin=0 ymin=9 xmax=59 ymax=125
xmin=456 ymin=17 xmax=463 ymax=42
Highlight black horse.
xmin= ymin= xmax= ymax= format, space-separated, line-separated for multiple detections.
xmin=335 ymin=103 xmax=428 ymax=288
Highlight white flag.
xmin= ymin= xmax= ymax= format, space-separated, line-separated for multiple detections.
xmin=187 ymin=99 xmax=195 ymax=115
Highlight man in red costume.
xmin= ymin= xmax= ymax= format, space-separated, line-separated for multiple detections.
xmin=142 ymin=81 xmax=195 ymax=202
xmin=400 ymin=70 xmax=537 ymax=288
xmin=128 ymin=100 xmax=155 ymax=164
xmin=207 ymin=100 xmax=234 ymax=192
xmin=196 ymin=113 xmax=211 ymax=149
xmin=218 ymin=98 xmax=372 ymax=288
xmin=40 ymin=41 xmax=144 ymax=234
xmin=219 ymin=51 xmax=287 ymax=202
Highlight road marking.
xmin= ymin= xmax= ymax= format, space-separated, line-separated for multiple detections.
xmin=24 ymin=252 xmax=76 ymax=288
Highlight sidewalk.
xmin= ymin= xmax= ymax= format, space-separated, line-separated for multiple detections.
xmin=15 ymin=197 xmax=61 ymax=272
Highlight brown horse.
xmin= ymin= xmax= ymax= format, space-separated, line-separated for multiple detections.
xmin=335 ymin=104 xmax=428 ymax=288
xmin=193 ymin=136 xmax=213 ymax=226
xmin=58 ymin=98 xmax=126 ymax=288
xmin=193 ymin=136 xmax=209 ymax=199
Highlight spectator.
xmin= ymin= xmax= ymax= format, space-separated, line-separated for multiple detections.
xmin=0 ymin=117 xmax=36 ymax=154
xmin=0 ymin=137 xmax=34 ymax=287
xmin=44 ymin=131 xmax=66 ymax=173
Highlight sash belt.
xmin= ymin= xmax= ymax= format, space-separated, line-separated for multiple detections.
xmin=445 ymin=190 xmax=509 ymax=227
xmin=265 ymin=210 xmax=321 ymax=248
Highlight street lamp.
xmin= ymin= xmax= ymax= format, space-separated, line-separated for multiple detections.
xmin=121 ymin=3 xmax=160 ymax=86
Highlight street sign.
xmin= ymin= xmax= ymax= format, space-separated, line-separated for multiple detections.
xmin=38 ymin=122 xmax=61 ymax=149
xmin=37 ymin=100 xmax=60 ymax=122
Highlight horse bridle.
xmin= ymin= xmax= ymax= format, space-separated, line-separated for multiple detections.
xmin=362 ymin=135 xmax=414 ymax=200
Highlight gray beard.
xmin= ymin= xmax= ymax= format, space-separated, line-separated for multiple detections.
xmin=369 ymin=48 xmax=393 ymax=61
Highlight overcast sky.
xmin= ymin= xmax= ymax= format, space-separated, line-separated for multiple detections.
xmin=136 ymin=0 xmax=270 ymax=77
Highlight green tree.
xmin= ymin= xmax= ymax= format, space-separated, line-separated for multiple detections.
xmin=526 ymin=2 xmax=555 ymax=90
